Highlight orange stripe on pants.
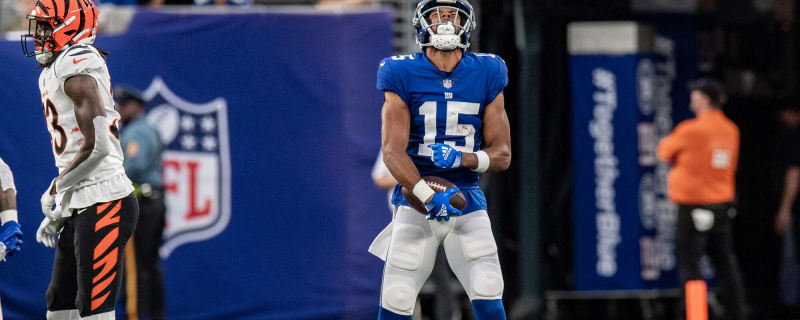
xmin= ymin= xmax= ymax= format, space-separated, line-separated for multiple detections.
xmin=685 ymin=280 xmax=708 ymax=320
xmin=91 ymin=291 xmax=110 ymax=312
xmin=94 ymin=228 xmax=119 ymax=259
xmin=96 ymin=201 xmax=113 ymax=214
xmin=95 ymin=201 xmax=121 ymax=232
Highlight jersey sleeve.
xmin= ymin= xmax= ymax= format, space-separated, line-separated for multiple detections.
xmin=376 ymin=58 xmax=409 ymax=106
xmin=657 ymin=121 xmax=691 ymax=162
xmin=487 ymin=55 xmax=509 ymax=105
xmin=53 ymin=45 xmax=106 ymax=86
xmin=0 ymin=157 xmax=16 ymax=191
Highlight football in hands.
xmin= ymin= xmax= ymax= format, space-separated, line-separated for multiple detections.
xmin=401 ymin=176 xmax=467 ymax=215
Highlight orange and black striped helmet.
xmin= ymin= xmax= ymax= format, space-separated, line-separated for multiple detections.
xmin=21 ymin=0 xmax=98 ymax=57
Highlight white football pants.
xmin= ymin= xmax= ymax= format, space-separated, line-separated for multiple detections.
xmin=380 ymin=206 xmax=504 ymax=316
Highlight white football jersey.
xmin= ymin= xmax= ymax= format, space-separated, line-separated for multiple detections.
xmin=0 ymin=156 xmax=15 ymax=191
xmin=38 ymin=44 xmax=133 ymax=210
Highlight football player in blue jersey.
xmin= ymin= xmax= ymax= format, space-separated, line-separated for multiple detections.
xmin=371 ymin=0 xmax=511 ymax=319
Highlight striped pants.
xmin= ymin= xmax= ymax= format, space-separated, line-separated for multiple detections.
xmin=46 ymin=193 xmax=139 ymax=318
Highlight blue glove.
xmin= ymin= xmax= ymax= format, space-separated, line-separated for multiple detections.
xmin=0 ymin=221 xmax=23 ymax=258
xmin=429 ymin=143 xmax=462 ymax=168
xmin=425 ymin=188 xmax=463 ymax=222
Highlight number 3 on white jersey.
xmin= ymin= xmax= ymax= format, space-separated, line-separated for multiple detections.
xmin=418 ymin=101 xmax=480 ymax=157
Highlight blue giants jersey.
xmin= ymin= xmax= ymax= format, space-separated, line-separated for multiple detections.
xmin=376 ymin=51 xmax=508 ymax=189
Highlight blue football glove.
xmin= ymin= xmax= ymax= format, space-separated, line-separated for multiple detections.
xmin=425 ymin=188 xmax=463 ymax=222
xmin=429 ymin=143 xmax=462 ymax=169
xmin=0 ymin=221 xmax=23 ymax=259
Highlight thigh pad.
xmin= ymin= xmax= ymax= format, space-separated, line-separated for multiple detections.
xmin=459 ymin=215 xmax=497 ymax=260
xmin=387 ymin=224 xmax=427 ymax=271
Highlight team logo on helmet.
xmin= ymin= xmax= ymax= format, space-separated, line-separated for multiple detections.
xmin=21 ymin=0 xmax=99 ymax=61
xmin=142 ymin=77 xmax=232 ymax=258
xmin=413 ymin=0 xmax=476 ymax=51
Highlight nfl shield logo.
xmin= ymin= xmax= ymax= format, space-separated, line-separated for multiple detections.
xmin=443 ymin=79 xmax=453 ymax=89
xmin=142 ymin=77 xmax=231 ymax=258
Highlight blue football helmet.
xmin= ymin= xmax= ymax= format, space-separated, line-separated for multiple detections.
xmin=413 ymin=0 xmax=476 ymax=51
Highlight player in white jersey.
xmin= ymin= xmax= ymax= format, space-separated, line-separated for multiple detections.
xmin=22 ymin=0 xmax=139 ymax=318
xmin=0 ymin=157 xmax=23 ymax=261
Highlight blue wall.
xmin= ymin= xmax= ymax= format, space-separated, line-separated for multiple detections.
xmin=0 ymin=9 xmax=393 ymax=319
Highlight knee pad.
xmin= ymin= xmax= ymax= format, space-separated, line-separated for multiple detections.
xmin=470 ymin=263 xmax=504 ymax=298
xmin=387 ymin=224 xmax=426 ymax=271
xmin=46 ymin=309 xmax=80 ymax=320
xmin=459 ymin=215 xmax=497 ymax=260
xmin=381 ymin=275 xmax=416 ymax=314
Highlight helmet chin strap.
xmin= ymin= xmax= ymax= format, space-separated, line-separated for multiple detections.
xmin=430 ymin=22 xmax=460 ymax=51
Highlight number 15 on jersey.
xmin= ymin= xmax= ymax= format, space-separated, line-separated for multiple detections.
xmin=417 ymin=101 xmax=480 ymax=157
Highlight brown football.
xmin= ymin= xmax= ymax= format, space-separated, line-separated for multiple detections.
xmin=401 ymin=176 xmax=467 ymax=215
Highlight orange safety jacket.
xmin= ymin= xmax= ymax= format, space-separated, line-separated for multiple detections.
xmin=657 ymin=109 xmax=740 ymax=205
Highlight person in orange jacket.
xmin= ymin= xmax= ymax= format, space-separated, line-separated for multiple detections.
xmin=658 ymin=78 xmax=748 ymax=320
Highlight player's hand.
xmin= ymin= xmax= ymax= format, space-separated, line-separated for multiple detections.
xmin=424 ymin=188 xmax=462 ymax=222
xmin=0 ymin=221 xmax=23 ymax=259
xmin=41 ymin=179 xmax=58 ymax=220
xmin=776 ymin=207 xmax=792 ymax=235
xmin=429 ymin=143 xmax=462 ymax=169
xmin=36 ymin=217 xmax=64 ymax=248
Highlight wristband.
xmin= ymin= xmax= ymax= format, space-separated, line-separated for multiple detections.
xmin=0 ymin=210 xmax=18 ymax=225
xmin=472 ymin=150 xmax=490 ymax=173
xmin=412 ymin=180 xmax=435 ymax=204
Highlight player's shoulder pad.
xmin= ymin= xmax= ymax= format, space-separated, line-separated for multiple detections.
xmin=379 ymin=53 xmax=423 ymax=71
xmin=472 ymin=52 xmax=507 ymax=69
xmin=472 ymin=52 xmax=508 ymax=92
xmin=53 ymin=44 xmax=105 ymax=81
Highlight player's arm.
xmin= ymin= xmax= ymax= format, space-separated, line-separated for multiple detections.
xmin=657 ymin=124 xmax=687 ymax=163
xmin=381 ymin=91 xmax=428 ymax=200
xmin=776 ymin=166 xmax=800 ymax=234
xmin=460 ymin=93 xmax=511 ymax=172
xmin=0 ymin=160 xmax=22 ymax=259
xmin=49 ymin=74 xmax=111 ymax=195
xmin=382 ymin=91 xmax=461 ymax=219
xmin=1 ymin=185 xmax=16 ymax=213
xmin=0 ymin=159 xmax=18 ymax=221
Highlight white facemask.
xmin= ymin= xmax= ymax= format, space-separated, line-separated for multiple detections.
xmin=430 ymin=22 xmax=460 ymax=51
